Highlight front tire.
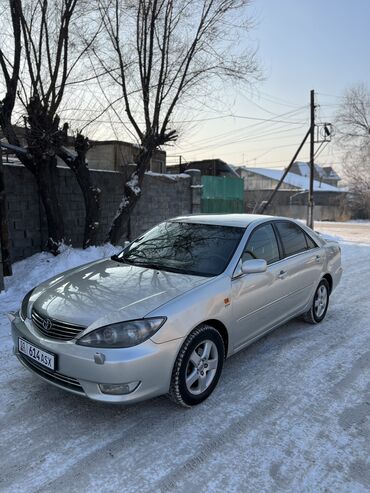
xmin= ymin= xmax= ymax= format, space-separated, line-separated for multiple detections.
xmin=169 ymin=325 xmax=225 ymax=408
xmin=303 ymin=278 xmax=330 ymax=324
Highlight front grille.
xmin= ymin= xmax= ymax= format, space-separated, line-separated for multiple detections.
xmin=18 ymin=352 xmax=84 ymax=394
xmin=32 ymin=309 xmax=85 ymax=341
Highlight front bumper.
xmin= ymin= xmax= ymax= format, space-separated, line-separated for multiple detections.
xmin=10 ymin=313 xmax=183 ymax=403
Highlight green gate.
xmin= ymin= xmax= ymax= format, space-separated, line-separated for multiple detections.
xmin=201 ymin=175 xmax=244 ymax=213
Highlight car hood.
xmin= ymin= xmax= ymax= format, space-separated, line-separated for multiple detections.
xmin=31 ymin=258 xmax=210 ymax=328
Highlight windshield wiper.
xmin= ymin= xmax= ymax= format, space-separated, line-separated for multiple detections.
xmin=112 ymin=255 xmax=213 ymax=276
xmin=122 ymin=258 xmax=179 ymax=272
xmin=111 ymin=254 xmax=132 ymax=264
xmin=130 ymin=261 xmax=165 ymax=270
xmin=113 ymin=254 xmax=162 ymax=270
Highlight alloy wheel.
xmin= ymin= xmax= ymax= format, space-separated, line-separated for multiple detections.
xmin=185 ymin=340 xmax=219 ymax=396
xmin=314 ymin=284 xmax=328 ymax=318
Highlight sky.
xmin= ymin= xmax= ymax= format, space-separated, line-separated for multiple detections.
xmin=170 ymin=0 xmax=370 ymax=171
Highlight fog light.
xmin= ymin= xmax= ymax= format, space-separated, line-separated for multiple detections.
xmin=99 ymin=381 xmax=140 ymax=395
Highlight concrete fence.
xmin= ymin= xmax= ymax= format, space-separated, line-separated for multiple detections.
xmin=0 ymin=238 xmax=4 ymax=292
xmin=245 ymin=189 xmax=349 ymax=221
xmin=3 ymin=163 xmax=201 ymax=262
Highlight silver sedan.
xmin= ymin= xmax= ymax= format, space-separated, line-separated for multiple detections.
xmin=10 ymin=214 xmax=342 ymax=407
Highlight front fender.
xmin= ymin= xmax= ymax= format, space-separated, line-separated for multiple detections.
xmin=148 ymin=275 xmax=233 ymax=347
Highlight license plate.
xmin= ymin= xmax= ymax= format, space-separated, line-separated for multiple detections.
xmin=18 ymin=338 xmax=55 ymax=370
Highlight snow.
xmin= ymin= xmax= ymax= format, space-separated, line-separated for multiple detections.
xmin=1 ymin=223 xmax=370 ymax=492
xmin=126 ymin=173 xmax=141 ymax=195
xmin=246 ymin=167 xmax=347 ymax=192
xmin=294 ymin=161 xmax=341 ymax=181
xmin=113 ymin=195 xmax=130 ymax=220
xmin=314 ymin=221 xmax=370 ymax=245
xmin=0 ymin=244 xmax=121 ymax=313
xmin=145 ymin=171 xmax=190 ymax=180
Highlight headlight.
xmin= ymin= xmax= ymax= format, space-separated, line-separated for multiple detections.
xmin=76 ymin=318 xmax=166 ymax=348
xmin=20 ymin=288 xmax=35 ymax=321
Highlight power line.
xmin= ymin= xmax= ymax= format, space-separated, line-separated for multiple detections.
xmin=60 ymin=111 xmax=309 ymax=126
xmin=256 ymin=90 xmax=303 ymax=108
xmin=316 ymin=92 xmax=343 ymax=100
xmin=180 ymin=124 xmax=308 ymax=154
xmin=179 ymin=118 xmax=306 ymax=149
xmin=236 ymin=90 xmax=303 ymax=115
xmin=177 ymin=107 xmax=308 ymax=149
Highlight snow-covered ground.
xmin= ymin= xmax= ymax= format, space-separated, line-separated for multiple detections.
xmin=314 ymin=221 xmax=370 ymax=245
xmin=1 ymin=223 xmax=370 ymax=492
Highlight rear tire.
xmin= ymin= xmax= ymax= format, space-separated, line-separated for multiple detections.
xmin=303 ymin=278 xmax=330 ymax=324
xmin=168 ymin=325 xmax=225 ymax=408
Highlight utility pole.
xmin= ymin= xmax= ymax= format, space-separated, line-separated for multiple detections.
xmin=307 ymin=89 xmax=315 ymax=229
xmin=259 ymin=129 xmax=310 ymax=214
xmin=257 ymin=90 xmax=331 ymax=219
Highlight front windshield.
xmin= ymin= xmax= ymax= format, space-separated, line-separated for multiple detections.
xmin=117 ymin=221 xmax=245 ymax=277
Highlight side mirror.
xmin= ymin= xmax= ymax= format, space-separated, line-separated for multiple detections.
xmin=241 ymin=259 xmax=267 ymax=274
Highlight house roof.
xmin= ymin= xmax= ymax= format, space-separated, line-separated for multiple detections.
xmin=294 ymin=161 xmax=341 ymax=180
xmin=245 ymin=167 xmax=346 ymax=192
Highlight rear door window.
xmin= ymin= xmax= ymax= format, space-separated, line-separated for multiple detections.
xmin=243 ymin=223 xmax=280 ymax=264
xmin=276 ymin=221 xmax=309 ymax=257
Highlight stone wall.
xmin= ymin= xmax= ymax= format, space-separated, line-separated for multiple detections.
xmin=3 ymin=163 xmax=194 ymax=262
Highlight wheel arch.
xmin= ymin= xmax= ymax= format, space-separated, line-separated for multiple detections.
xmin=201 ymin=319 xmax=229 ymax=358
xmin=322 ymin=273 xmax=333 ymax=294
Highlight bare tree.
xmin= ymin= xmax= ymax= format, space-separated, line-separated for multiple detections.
xmin=336 ymin=84 xmax=370 ymax=141
xmin=336 ymin=84 xmax=370 ymax=218
xmin=341 ymin=145 xmax=370 ymax=218
xmin=0 ymin=0 xmax=102 ymax=252
xmin=97 ymin=0 xmax=260 ymax=244
xmin=0 ymin=0 xmax=24 ymax=162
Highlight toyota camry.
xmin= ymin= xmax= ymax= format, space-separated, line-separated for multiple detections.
xmin=9 ymin=214 xmax=342 ymax=407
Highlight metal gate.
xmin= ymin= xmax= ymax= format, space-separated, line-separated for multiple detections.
xmin=201 ymin=175 xmax=244 ymax=213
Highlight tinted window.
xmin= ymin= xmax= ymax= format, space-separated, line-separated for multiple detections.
xmin=305 ymin=233 xmax=317 ymax=249
xmin=118 ymin=221 xmax=245 ymax=277
xmin=243 ymin=223 xmax=280 ymax=264
xmin=276 ymin=222 xmax=308 ymax=257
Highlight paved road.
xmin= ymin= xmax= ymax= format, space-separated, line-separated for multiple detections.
xmin=1 ymin=239 xmax=370 ymax=492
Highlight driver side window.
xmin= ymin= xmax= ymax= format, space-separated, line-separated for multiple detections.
xmin=242 ymin=223 xmax=280 ymax=265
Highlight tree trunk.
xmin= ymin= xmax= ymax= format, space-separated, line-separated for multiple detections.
xmin=1 ymin=108 xmax=65 ymax=255
xmin=73 ymin=135 xmax=101 ymax=248
xmin=72 ymin=162 xmax=101 ymax=248
xmin=59 ymin=134 xmax=101 ymax=249
xmin=35 ymin=157 xmax=65 ymax=254
xmin=107 ymin=148 xmax=153 ymax=245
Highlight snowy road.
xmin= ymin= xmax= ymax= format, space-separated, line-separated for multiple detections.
xmin=1 ymin=230 xmax=370 ymax=492
xmin=314 ymin=221 xmax=370 ymax=245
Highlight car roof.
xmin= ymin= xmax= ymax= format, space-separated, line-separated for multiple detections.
xmin=170 ymin=213 xmax=277 ymax=228
xmin=170 ymin=214 xmax=324 ymax=245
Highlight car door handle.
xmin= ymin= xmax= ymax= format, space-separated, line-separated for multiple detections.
xmin=277 ymin=270 xmax=287 ymax=280
xmin=315 ymin=255 xmax=321 ymax=263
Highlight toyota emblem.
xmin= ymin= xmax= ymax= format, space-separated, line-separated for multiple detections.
xmin=42 ymin=318 xmax=52 ymax=331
